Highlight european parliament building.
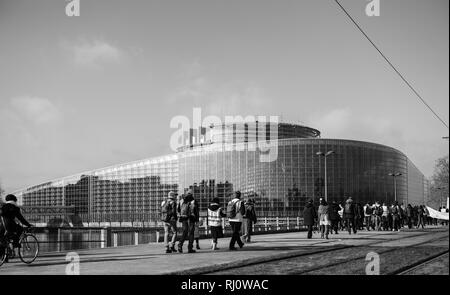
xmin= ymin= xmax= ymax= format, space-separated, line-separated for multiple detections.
xmin=12 ymin=122 xmax=428 ymax=223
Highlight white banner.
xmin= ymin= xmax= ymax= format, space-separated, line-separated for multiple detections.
xmin=426 ymin=206 xmax=449 ymax=221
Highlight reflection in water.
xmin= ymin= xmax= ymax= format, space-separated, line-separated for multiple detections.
xmin=32 ymin=228 xmax=158 ymax=253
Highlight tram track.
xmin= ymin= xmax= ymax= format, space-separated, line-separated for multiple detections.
xmin=200 ymin=230 xmax=448 ymax=275
xmin=392 ymin=250 xmax=449 ymax=275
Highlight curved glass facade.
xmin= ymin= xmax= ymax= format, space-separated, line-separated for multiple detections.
xmin=11 ymin=124 xmax=426 ymax=223
xmin=179 ymin=139 xmax=409 ymax=217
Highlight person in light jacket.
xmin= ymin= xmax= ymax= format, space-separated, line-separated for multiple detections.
xmin=318 ymin=199 xmax=330 ymax=239
xmin=207 ymin=197 xmax=227 ymax=250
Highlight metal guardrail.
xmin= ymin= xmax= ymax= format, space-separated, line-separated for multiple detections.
xmin=32 ymin=217 xmax=306 ymax=253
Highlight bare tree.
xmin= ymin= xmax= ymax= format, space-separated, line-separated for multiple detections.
xmin=0 ymin=180 xmax=5 ymax=205
xmin=0 ymin=180 xmax=5 ymax=196
xmin=428 ymin=155 xmax=449 ymax=208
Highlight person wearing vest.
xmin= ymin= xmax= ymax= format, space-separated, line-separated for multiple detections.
xmin=177 ymin=189 xmax=198 ymax=253
xmin=242 ymin=198 xmax=257 ymax=243
xmin=228 ymin=191 xmax=245 ymax=250
xmin=161 ymin=191 xmax=178 ymax=253
xmin=207 ymin=197 xmax=226 ymax=250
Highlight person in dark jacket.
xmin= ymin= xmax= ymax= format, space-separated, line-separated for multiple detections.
xmin=363 ymin=203 xmax=373 ymax=231
xmin=405 ymin=204 xmax=413 ymax=229
xmin=177 ymin=190 xmax=198 ymax=253
xmin=161 ymin=191 xmax=178 ymax=253
xmin=329 ymin=201 xmax=341 ymax=234
xmin=242 ymin=198 xmax=257 ymax=243
xmin=343 ymin=197 xmax=358 ymax=234
xmin=391 ymin=201 xmax=401 ymax=231
xmin=207 ymin=197 xmax=227 ymax=250
xmin=0 ymin=194 xmax=33 ymax=248
xmin=228 ymin=191 xmax=246 ymax=250
xmin=303 ymin=199 xmax=317 ymax=239
xmin=356 ymin=202 xmax=364 ymax=230
xmin=417 ymin=205 xmax=425 ymax=229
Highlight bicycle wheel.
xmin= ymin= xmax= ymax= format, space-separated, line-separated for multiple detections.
xmin=0 ymin=246 xmax=6 ymax=267
xmin=18 ymin=234 xmax=39 ymax=264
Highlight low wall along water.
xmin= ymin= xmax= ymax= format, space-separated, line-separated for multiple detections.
xmin=31 ymin=217 xmax=306 ymax=253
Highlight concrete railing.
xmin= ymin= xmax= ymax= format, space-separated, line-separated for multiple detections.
xmin=31 ymin=217 xmax=306 ymax=253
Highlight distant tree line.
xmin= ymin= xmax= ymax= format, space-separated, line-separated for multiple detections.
xmin=0 ymin=180 xmax=5 ymax=204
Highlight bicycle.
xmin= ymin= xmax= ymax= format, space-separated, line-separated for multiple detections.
xmin=0 ymin=227 xmax=39 ymax=267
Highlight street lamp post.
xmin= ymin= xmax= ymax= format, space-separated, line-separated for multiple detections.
xmin=316 ymin=151 xmax=335 ymax=202
xmin=388 ymin=172 xmax=402 ymax=203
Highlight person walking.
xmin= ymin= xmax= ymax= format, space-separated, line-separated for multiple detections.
xmin=194 ymin=215 xmax=203 ymax=250
xmin=343 ymin=197 xmax=357 ymax=234
xmin=363 ymin=203 xmax=373 ymax=231
xmin=391 ymin=202 xmax=401 ymax=232
xmin=303 ymin=199 xmax=317 ymax=239
xmin=318 ymin=199 xmax=330 ymax=239
xmin=356 ymin=203 xmax=364 ymax=230
xmin=373 ymin=202 xmax=382 ymax=231
xmin=406 ymin=204 xmax=414 ymax=229
xmin=381 ymin=202 xmax=390 ymax=231
xmin=329 ymin=200 xmax=340 ymax=234
xmin=423 ymin=206 xmax=431 ymax=226
xmin=227 ymin=191 xmax=245 ymax=250
xmin=207 ymin=197 xmax=226 ymax=250
xmin=161 ymin=191 xmax=178 ymax=253
xmin=400 ymin=203 xmax=406 ymax=228
xmin=177 ymin=189 xmax=198 ymax=253
xmin=417 ymin=205 xmax=425 ymax=229
xmin=242 ymin=198 xmax=257 ymax=243
xmin=338 ymin=203 xmax=344 ymax=231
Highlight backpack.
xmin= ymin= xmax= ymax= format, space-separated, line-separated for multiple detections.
xmin=179 ymin=200 xmax=191 ymax=220
xmin=161 ymin=200 xmax=175 ymax=222
xmin=344 ymin=203 xmax=352 ymax=214
xmin=227 ymin=200 xmax=238 ymax=218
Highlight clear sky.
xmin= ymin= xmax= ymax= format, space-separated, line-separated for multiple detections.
xmin=0 ymin=0 xmax=448 ymax=193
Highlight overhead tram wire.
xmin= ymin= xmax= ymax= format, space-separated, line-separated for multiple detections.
xmin=333 ymin=0 xmax=449 ymax=130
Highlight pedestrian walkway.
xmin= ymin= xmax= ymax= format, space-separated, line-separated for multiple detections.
xmin=0 ymin=227 xmax=447 ymax=275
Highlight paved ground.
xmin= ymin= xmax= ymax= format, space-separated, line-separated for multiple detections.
xmin=0 ymin=226 xmax=448 ymax=275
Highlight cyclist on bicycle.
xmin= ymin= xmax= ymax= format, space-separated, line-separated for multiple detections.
xmin=0 ymin=194 xmax=33 ymax=248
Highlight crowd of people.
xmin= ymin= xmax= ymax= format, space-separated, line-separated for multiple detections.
xmin=302 ymin=196 xmax=448 ymax=239
xmin=162 ymin=190 xmax=449 ymax=253
xmin=160 ymin=190 xmax=256 ymax=254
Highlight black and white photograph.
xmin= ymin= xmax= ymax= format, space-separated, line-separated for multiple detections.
xmin=0 ymin=0 xmax=448 ymax=289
